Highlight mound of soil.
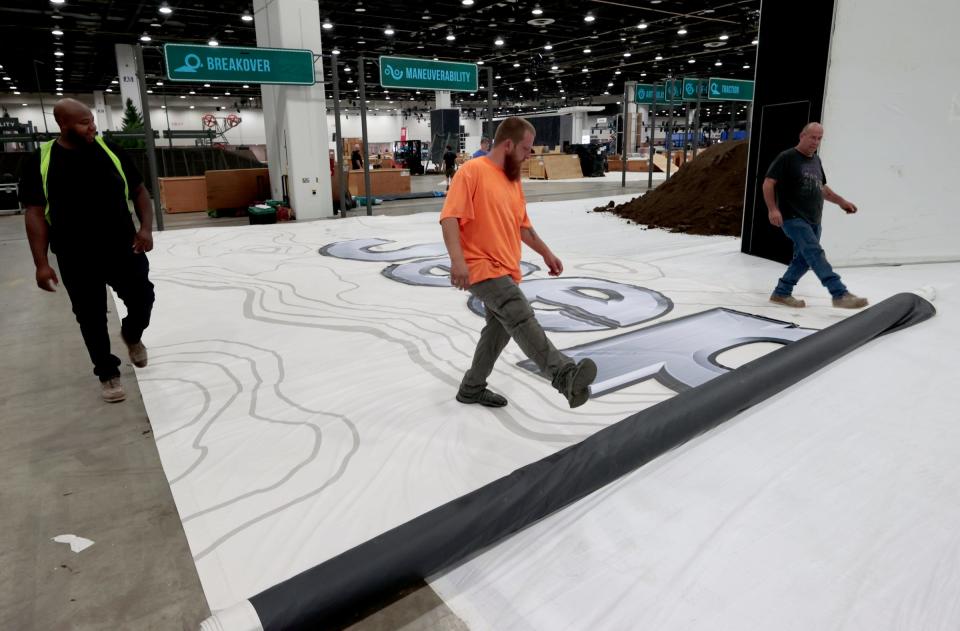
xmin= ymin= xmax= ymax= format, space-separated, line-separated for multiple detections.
xmin=595 ymin=140 xmax=748 ymax=236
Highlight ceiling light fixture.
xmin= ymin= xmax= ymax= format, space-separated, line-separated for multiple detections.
xmin=637 ymin=22 xmax=648 ymax=30
xmin=513 ymin=62 xmax=520 ymax=68
xmin=752 ymin=38 xmax=759 ymax=45
xmin=623 ymin=52 xmax=631 ymax=57
xmin=719 ymin=34 xmax=729 ymax=41
xmin=714 ymin=60 xmax=723 ymax=66
xmin=743 ymin=63 xmax=750 ymax=69
xmin=156 ymin=81 xmax=163 ymax=86
xmin=52 ymin=29 xmax=64 ymax=36
xmin=583 ymin=48 xmax=591 ymax=53
xmin=462 ymin=0 xmax=474 ymax=5
xmin=243 ymin=83 xmax=250 ymax=87
xmin=50 ymin=0 xmax=65 ymax=4
xmin=494 ymin=37 xmax=504 ymax=46
xmin=189 ymin=90 xmax=195 ymax=94
xmin=105 ymin=88 xmax=112 ymax=92
xmin=322 ymin=18 xmax=333 ymax=29
xmin=584 ymin=12 xmax=595 ymax=23
xmin=241 ymin=11 xmax=253 ymax=22
xmin=140 ymin=34 xmax=151 ymax=42
xmin=208 ymin=38 xmax=219 ymax=46
xmin=332 ymin=48 xmax=341 ymax=55
xmin=531 ymin=4 xmax=543 ymax=15
xmin=446 ymin=32 xmax=456 ymax=41
xmin=677 ymin=28 xmax=688 ymax=35
xmin=581 ymin=67 xmax=589 ymax=73
xmin=111 ymin=79 xmax=118 ymax=84
xmin=384 ymin=26 xmax=395 ymax=36
xmin=655 ymin=54 xmax=663 ymax=60
xmin=54 ymin=50 xmax=64 ymax=57
xmin=158 ymin=3 xmax=172 ymax=15
xmin=688 ymin=58 xmax=696 ymax=64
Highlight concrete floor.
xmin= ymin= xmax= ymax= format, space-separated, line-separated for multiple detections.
xmin=0 ymin=172 xmax=656 ymax=630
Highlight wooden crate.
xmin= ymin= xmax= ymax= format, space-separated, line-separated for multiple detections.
xmin=542 ymin=154 xmax=583 ymax=179
xmin=348 ymin=168 xmax=411 ymax=196
xmin=205 ymin=168 xmax=271 ymax=210
xmin=159 ymin=176 xmax=207 ymax=213
xmin=527 ymin=158 xmax=547 ymax=179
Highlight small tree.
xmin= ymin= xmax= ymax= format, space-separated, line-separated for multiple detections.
xmin=117 ymin=98 xmax=144 ymax=148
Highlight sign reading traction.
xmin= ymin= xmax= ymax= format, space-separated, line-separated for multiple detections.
xmin=164 ymin=43 xmax=315 ymax=85
xmin=379 ymin=56 xmax=478 ymax=92
xmin=707 ymin=77 xmax=755 ymax=101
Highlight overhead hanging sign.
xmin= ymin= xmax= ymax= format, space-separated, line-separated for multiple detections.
xmin=635 ymin=84 xmax=666 ymax=104
xmin=664 ymin=79 xmax=683 ymax=101
xmin=707 ymin=77 xmax=755 ymax=101
xmin=164 ymin=43 xmax=315 ymax=85
xmin=682 ymin=78 xmax=709 ymax=100
xmin=379 ymin=56 xmax=478 ymax=92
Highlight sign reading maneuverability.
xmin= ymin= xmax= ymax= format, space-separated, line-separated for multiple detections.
xmin=707 ymin=77 xmax=755 ymax=101
xmin=379 ymin=56 xmax=478 ymax=92
xmin=635 ymin=84 xmax=667 ymax=104
xmin=164 ymin=43 xmax=315 ymax=85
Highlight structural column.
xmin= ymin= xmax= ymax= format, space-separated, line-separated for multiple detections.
xmin=92 ymin=90 xmax=113 ymax=131
xmin=254 ymin=0 xmax=333 ymax=220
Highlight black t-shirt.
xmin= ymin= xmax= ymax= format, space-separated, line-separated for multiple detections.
xmin=19 ymin=139 xmax=143 ymax=254
xmin=765 ymin=148 xmax=827 ymax=224
xmin=350 ymin=150 xmax=363 ymax=169
xmin=443 ymin=151 xmax=456 ymax=168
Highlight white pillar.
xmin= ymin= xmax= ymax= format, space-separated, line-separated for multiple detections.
xmin=435 ymin=90 xmax=451 ymax=108
xmin=114 ymin=45 xmax=143 ymax=118
xmin=93 ymin=90 xmax=114 ymax=131
xmin=254 ymin=0 xmax=333 ymax=220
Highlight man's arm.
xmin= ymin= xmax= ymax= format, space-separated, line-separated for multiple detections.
xmin=520 ymin=225 xmax=563 ymax=276
xmin=762 ymin=177 xmax=783 ymax=227
xmin=131 ymin=184 xmax=154 ymax=253
xmin=823 ymin=184 xmax=858 ymax=214
xmin=440 ymin=217 xmax=470 ymax=290
xmin=24 ymin=205 xmax=59 ymax=291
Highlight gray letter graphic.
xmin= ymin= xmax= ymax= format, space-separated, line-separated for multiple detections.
xmin=383 ymin=257 xmax=539 ymax=287
xmin=518 ymin=308 xmax=815 ymax=395
xmin=320 ymin=238 xmax=448 ymax=262
xmin=469 ymin=277 xmax=673 ymax=332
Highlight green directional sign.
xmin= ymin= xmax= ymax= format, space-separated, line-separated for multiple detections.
xmin=164 ymin=43 xmax=315 ymax=85
xmin=635 ymin=84 xmax=666 ymax=104
xmin=707 ymin=77 xmax=755 ymax=101
xmin=682 ymin=78 xmax=709 ymax=100
xmin=664 ymin=79 xmax=683 ymax=100
xmin=379 ymin=56 xmax=478 ymax=92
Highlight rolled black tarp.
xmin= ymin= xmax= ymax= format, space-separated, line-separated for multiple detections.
xmin=239 ymin=293 xmax=935 ymax=630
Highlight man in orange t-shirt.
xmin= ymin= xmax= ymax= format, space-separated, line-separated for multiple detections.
xmin=440 ymin=117 xmax=597 ymax=409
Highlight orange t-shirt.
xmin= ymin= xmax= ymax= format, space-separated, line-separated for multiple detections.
xmin=439 ymin=157 xmax=532 ymax=285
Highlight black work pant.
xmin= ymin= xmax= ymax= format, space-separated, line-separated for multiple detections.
xmin=57 ymin=249 xmax=155 ymax=382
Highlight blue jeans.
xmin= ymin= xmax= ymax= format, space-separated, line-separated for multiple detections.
xmin=773 ymin=218 xmax=847 ymax=299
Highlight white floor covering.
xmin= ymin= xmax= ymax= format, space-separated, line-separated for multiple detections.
xmin=123 ymin=195 xmax=959 ymax=628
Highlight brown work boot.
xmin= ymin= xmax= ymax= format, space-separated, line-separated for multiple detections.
xmin=769 ymin=294 xmax=806 ymax=308
xmin=124 ymin=337 xmax=148 ymax=367
xmin=832 ymin=293 xmax=869 ymax=309
xmin=101 ymin=377 xmax=126 ymax=403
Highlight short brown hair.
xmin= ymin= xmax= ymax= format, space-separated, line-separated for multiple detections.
xmin=493 ymin=116 xmax=535 ymax=146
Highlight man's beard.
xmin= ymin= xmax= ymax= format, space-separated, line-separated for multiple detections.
xmin=504 ymin=152 xmax=522 ymax=181
xmin=64 ymin=128 xmax=94 ymax=145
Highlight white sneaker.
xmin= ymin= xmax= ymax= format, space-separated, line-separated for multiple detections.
xmin=101 ymin=377 xmax=126 ymax=403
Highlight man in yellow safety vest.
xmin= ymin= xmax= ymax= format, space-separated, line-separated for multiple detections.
xmin=19 ymin=98 xmax=156 ymax=403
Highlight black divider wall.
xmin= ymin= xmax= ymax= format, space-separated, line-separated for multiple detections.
xmin=742 ymin=0 xmax=837 ymax=264
xmin=247 ymin=293 xmax=935 ymax=631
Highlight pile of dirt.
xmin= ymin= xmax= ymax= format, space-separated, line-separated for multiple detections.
xmin=595 ymin=140 xmax=748 ymax=236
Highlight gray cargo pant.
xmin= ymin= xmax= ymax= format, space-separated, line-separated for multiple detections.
xmin=459 ymin=275 xmax=573 ymax=396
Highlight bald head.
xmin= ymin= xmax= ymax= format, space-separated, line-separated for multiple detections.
xmin=53 ymin=98 xmax=97 ymax=145
xmin=797 ymin=121 xmax=824 ymax=157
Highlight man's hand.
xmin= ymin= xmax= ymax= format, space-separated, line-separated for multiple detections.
xmin=839 ymin=200 xmax=858 ymax=214
xmin=768 ymin=208 xmax=784 ymax=228
xmin=36 ymin=263 xmax=59 ymax=292
xmin=449 ymin=259 xmax=470 ymax=290
xmin=133 ymin=228 xmax=153 ymax=253
xmin=543 ymin=252 xmax=564 ymax=276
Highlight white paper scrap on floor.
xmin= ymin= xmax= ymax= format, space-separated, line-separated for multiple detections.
xmin=118 ymin=195 xmax=958 ymax=628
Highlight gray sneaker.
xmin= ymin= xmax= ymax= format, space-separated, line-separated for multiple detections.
xmin=770 ymin=294 xmax=806 ymax=308
xmin=125 ymin=339 xmax=148 ymax=367
xmin=832 ymin=293 xmax=869 ymax=309
xmin=101 ymin=377 xmax=126 ymax=403
xmin=556 ymin=359 xmax=598 ymax=409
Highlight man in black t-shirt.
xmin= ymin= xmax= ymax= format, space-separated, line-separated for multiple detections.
xmin=442 ymin=145 xmax=457 ymax=188
xmin=764 ymin=122 xmax=868 ymax=309
xmin=20 ymin=98 xmax=156 ymax=402
xmin=350 ymin=144 xmax=363 ymax=170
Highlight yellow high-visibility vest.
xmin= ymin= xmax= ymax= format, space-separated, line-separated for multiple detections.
xmin=39 ymin=136 xmax=130 ymax=225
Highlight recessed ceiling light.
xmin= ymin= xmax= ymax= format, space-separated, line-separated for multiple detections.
xmin=241 ymin=11 xmax=253 ymax=22
xmin=584 ymin=13 xmax=595 ymax=23
xmin=52 ymin=29 xmax=63 ymax=36
xmin=208 ymin=39 xmax=219 ymax=46
xmin=677 ymin=28 xmax=688 ymax=35
xmin=494 ymin=37 xmax=504 ymax=46
xmin=384 ymin=26 xmax=395 ymax=35
xmin=322 ymin=18 xmax=333 ymax=29
xmin=719 ymin=34 xmax=729 ymax=41
xmin=140 ymin=34 xmax=151 ymax=42
xmin=158 ymin=3 xmax=172 ymax=15
xmin=637 ymin=22 xmax=648 ymax=30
